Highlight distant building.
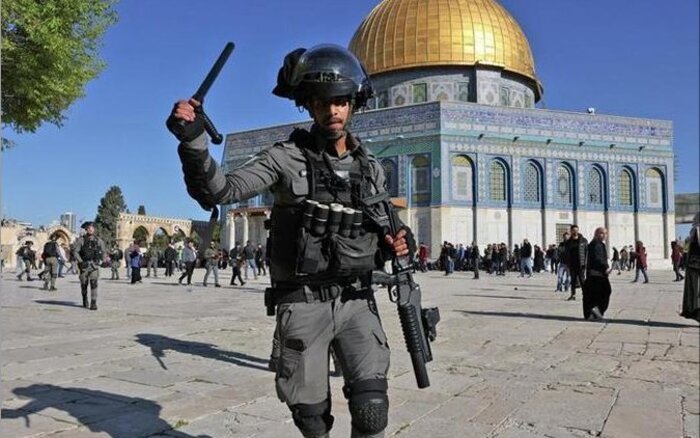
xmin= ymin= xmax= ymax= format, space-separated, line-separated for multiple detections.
xmin=220 ymin=0 xmax=675 ymax=267
xmin=60 ymin=212 xmax=77 ymax=233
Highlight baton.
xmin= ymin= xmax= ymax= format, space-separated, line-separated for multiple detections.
xmin=180 ymin=42 xmax=235 ymax=145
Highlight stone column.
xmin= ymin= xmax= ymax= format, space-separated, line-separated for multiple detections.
xmin=223 ymin=211 xmax=236 ymax=251
xmin=242 ymin=213 xmax=249 ymax=245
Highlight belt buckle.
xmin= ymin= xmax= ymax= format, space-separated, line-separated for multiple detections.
xmin=319 ymin=285 xmax=340 ymax=302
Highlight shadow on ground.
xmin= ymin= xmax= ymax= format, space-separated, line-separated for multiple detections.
xmin=1 ymin=384 xmax=210 ymax=437
xmin=135 ymin=333 xmax=271 ymax=372
xmin=454 ymin=293 xmax=561 ymax=301
xmin=33 ymin=300 xmax=83 ymax=308
xmin=457 ymin=310 xmax=698 ymax=328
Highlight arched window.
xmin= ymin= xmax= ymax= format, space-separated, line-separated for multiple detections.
xmin=490 ymin=160 xmax=507 ymax=201
xmin=618 ymin=169 xmax=634 ymax=206
xmin=645 ymin=168 xmax=663 ymax=209
xmin=556 ymin=164 xmax=573 ymax=204
xmin=523 ymin=162 xmax=541 ymax=203
xmin=411 ymin=155 xmax=430 ymax=204
xmin=381 ymin=159 xmax=399 ymax=197
xmin=588 ymin=167 xmax=604 ymax=206
xmin=452 ymin=155 xmax=474 ymax=202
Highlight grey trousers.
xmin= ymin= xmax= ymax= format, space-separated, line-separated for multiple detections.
xmin=79 ymin=265 xmax=99 ymax=301
xmin=274 ymin=294 xmax=390 ymax=407
xmin=203 ymin=263 xmax=219 ymax=285
xmin=42 ymin=257 xmax=59 ymax=289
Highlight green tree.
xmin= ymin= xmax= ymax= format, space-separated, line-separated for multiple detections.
xmin=212 ymin=223 xmax=221 ymax=244
xmin=94 ymin=185 xmax=127 ymax=247
xmin=1 ymin=0 xmax=117 ymax=138
xmin=133 ymin=227 xmax=149 ymax=246
xmin=137 ymin=205 xmax=146 ymax=215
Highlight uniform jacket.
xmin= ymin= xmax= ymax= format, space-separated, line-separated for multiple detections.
xmin=178 ymin=128 xmax=391 ymax=284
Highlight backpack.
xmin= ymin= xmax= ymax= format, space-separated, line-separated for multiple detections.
xmin=43 ymin=241 xmax=59 ymax=258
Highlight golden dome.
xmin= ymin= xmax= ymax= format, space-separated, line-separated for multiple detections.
xmin=349 ymin=0 xmax=541 ymax=92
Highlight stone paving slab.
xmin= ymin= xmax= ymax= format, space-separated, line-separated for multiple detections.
xmin=1 ymin=267 xmax=698 ymax=437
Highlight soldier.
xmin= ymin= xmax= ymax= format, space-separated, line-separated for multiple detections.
xmin=167 ymin=44 xmax=412 ymax=438
xmin=145 ymin=244 xmax=159 ymax=278
xmin=40 ymin=235 xmax=60 ymax=291
xmin=16 ymin=241 xmax=35 ymax=281
xmin=202 ymin=241 xmax=221 ymax=287
xmin=73 ymin=222 xmax=107 ymax=310
xmin=109 ymin=245 xmax=123 ymax=280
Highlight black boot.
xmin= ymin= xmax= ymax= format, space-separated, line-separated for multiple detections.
xmin=82 ymin=294 xmax=88 ymax=308
xmin=90 ymin=300 xmax=97 ymax=311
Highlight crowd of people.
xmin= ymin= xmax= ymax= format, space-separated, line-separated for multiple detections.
xmin=115 ymin=239 xmax=269 ymax=288
xmin=11 ymin=218 xmax=699 ymax=324
xmin=415 ymin=221 xmax=699 ymax=322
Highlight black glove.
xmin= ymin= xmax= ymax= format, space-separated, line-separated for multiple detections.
xmin=401 ymin=225 xmax=417 ymax=260
xmin=166 ymin=106 xmax=205 ymax=142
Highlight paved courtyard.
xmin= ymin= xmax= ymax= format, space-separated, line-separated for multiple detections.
xmin=1 ymin=267 xmax=698 ymax=437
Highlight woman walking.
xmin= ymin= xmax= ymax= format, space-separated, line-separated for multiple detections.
xmin=681 ymin=213 xmax=700 ymax=322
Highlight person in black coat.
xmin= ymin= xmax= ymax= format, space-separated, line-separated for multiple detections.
xmin=565 ymin=225 xmax=588 ymax=301
xmin=583 ymin=227 xmax=612 ymax=320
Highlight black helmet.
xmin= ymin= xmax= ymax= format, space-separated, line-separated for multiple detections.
xmin=273 ymin=44 xmax=373 ymax=109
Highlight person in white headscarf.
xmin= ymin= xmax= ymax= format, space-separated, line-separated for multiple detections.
xmin=681 ymin=212 xmax=700 ymax=322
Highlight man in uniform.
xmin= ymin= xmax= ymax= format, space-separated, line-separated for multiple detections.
xmin=167 ymin=44 xmax=412 ymax=438
xmin=109 ymin=245 xmax=123 ymax=280
xmin=73 ymin=222 xmax=107 ymax=310
xmin=145 ymin=244 xmax=159 ymax=278
xmin=16 ymin=241 xmax=35 ymax=281
xmin=40 ymin=235 xmax=61 ymax=291
xmin=202 ymin=241 xmax=221 ymax=287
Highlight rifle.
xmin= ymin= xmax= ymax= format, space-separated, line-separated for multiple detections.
xmin=372 ymin=202 xmax=440 ymax=389
xmin=179 ymin=42 xmax=235 ymax=145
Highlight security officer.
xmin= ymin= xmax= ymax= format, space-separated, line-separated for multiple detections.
xmin=167 ymin=44 xmax=412 ymax=438
xmin=16 ymin=241 xmax=35 ymax=281
xmin=202 ymin=241 xmax=221 ymax=287
xmin=73 ymin=222 xmax=107 ymax=310
xmin=40 ymin=235 xmax=60 ymax=291
xmin=145 ymin=244 xmax=159 ymax=278
xmin=109 ymin=245 xmax=123 ymax=280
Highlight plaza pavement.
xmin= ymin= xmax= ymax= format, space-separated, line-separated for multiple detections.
xmin=1 ymin=267 xmax=698 ymax=438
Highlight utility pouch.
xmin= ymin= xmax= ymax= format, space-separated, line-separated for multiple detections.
xmin=330 ymin=232 xmax=379 ymax=277
xmin=296 ymin=228 xmax=330 ymax=275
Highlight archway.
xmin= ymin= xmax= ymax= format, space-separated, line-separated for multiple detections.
xmin=132 ymin=226 xmax=150 ymax=246
xmin=152 ymin=227 xmax=170 ymax=248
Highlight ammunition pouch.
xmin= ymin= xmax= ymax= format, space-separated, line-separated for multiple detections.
xmin=296 ymin=228 xmax=378 ymax=278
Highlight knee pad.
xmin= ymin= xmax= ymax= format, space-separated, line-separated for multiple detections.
xmin=344 ymin=379 xmax=388 ymax=435
xmin=90 ymin=279 xmax=98 ymax=289
xmin=290 ymin=400 xmax=334 ymax=438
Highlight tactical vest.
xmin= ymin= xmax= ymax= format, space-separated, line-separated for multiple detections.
xmin=268 ymin=129 xmax=388 ymax=286
xmin=80 ymin=237 xmax=102 ymax=262
xmin=43 ymin=241 xmax=59 ymax=258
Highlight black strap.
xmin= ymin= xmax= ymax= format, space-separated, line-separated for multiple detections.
xmin=343 ymin=378 xmax=388 ymax=399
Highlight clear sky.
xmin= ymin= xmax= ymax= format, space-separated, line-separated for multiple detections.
xmin=2 ymin=0 xmax=698 ymax=233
